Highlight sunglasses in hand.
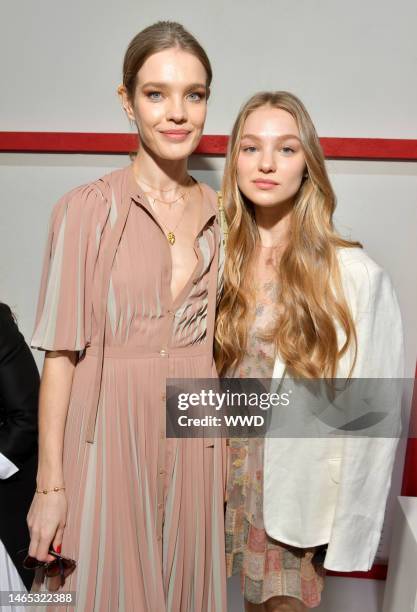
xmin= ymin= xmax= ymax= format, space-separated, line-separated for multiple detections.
xmin=21 ymin=548 xmax=76 ymax=587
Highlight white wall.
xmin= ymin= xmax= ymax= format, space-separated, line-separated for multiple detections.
xmin=1 ymin=0 xmax=417 ymax=137
xmin=1 ymin=1 xmax=416 ymax=610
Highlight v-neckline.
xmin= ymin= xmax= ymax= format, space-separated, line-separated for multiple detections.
xmin=126 ymin=163 xmax=216 ymax=310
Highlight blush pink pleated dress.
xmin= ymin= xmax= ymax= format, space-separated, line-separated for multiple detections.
xmin=30 ymin=163 xmax=227 ymax=612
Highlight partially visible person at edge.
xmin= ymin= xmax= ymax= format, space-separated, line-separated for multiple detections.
xmin=27 ymin=21 xmax=227 ymax=611
xmin=0 ymin=302 xmax=39 ymax=597
xmin=215 ymin=91 xmax=404 ymax=611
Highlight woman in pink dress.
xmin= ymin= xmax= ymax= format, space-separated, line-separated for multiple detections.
xmin=27 ymin=21 xmax=227 ymax=611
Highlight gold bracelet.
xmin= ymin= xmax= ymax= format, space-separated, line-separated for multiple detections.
xmin=36 ymin=486 xmax=66 ymax=495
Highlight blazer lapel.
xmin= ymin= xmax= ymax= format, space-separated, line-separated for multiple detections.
xmin=269 ymin=355 xmax=287 ymax=393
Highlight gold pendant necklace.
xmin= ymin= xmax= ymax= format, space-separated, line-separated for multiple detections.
xmin=164 ymin=197 xmax=189 ymax=245
xmin=134 ymin=172 xmax=195 ymax=245
xmin=151 ymin=191 xmax=190 ymax=246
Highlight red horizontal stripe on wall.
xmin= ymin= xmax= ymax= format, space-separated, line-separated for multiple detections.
xmin=401 ymin=362 xmax=417 ymax=497
xmin=1 ymin=132 xmax=417 ymax=160
xmin=0 ymin=132 xmax=137 ymax=154
xmin=402 ymin=439 xmax=417 ymax=497
xmin=195 ymin=135 xmax=229 ymax=155
xmin=327 ymin=564 xmax=388 ymax=581
xmin=319 ymin=137 xmax=417 ymax=160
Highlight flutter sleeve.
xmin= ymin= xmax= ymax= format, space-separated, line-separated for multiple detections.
xmin=31 ymin=182 xmax=109 ymax=352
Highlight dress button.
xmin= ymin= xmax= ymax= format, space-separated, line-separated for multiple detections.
xmin=158 ymin=503 xmax=163 ymax=510
xmin=160 ymin=348 xmax=167 ymax=356
xmin=159 ymin=469 xmax=165 ymax=475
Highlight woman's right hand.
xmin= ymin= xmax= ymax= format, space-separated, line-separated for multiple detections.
xmin=27 ymin=490 xmax=68 ymax=563
xmin=26 ymin=351 xmax=76 ymax=563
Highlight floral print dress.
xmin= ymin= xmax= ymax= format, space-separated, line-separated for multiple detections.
xmin=225 ymin=245 xmax=325 ymax=608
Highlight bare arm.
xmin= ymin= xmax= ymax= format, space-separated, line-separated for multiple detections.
xmin=36 ymin=350 xmax=77 ymax=488
xmin=27 ymin=350 xmax=77 ymax=562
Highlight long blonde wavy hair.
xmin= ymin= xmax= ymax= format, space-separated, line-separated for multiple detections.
xmin=215 ymin=91 xmax=362 ymax=378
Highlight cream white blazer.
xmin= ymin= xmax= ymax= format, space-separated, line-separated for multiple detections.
xmin=263 ymin=247 xmax=404 ymax=572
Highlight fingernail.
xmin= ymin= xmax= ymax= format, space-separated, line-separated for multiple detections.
xmin=56 ymin=545 xmax=62 ymax=554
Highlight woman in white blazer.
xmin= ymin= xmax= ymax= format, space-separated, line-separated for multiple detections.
xmin=215 ymin=91 xmax=404 ymax=611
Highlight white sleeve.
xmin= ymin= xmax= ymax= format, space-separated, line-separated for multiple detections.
xmin=323 ymin=261 xmax=404 ymax=571
xmin=0 ymin=451 xmax=19 ymax=479
xmin=0 ymin=538 xmax=27 ymax=597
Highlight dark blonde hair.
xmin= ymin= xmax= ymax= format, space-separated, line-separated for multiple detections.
xmin=122 ymin=21 xmax=212 ymax=101
xmin=215 ymin=91 xmax=362 ymax=379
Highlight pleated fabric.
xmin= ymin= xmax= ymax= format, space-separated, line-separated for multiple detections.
xmin=30 ymin=164 xmax=227 ymax=611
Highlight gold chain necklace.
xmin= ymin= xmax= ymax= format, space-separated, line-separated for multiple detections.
xmin=137 ymin=176 xmax=192 ymax=210
xmin=148 ymin=192 xmax=185 ymax=209
xmin=134 ymin=172 xmax=194 ymax=245
xmin=149 ymin=189 xmax=191 ymax=245
xmin=137 ymin=175 xmax=191 ymax=193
